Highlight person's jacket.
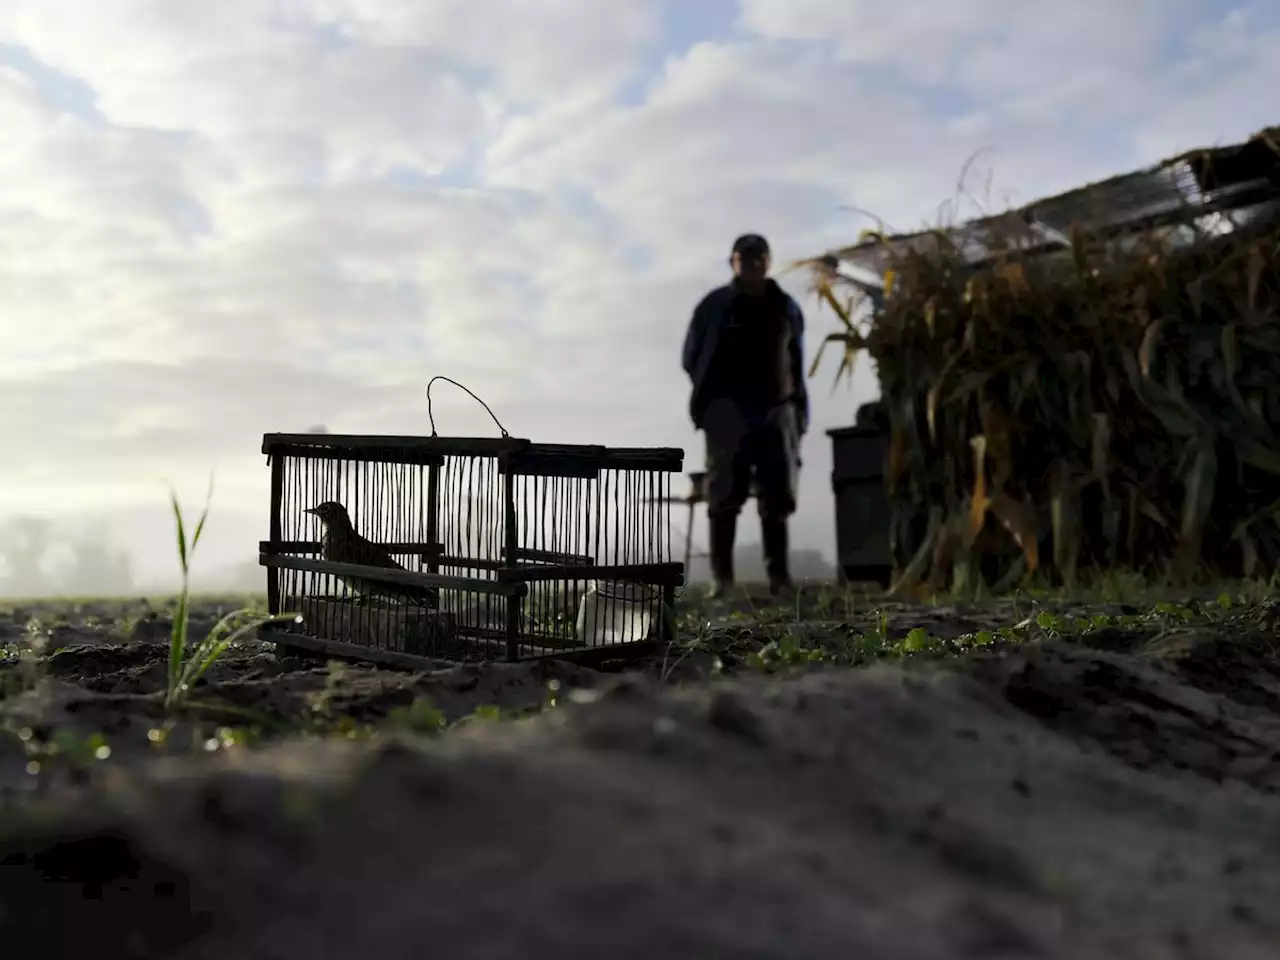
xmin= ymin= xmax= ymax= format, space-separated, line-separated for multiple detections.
xmin=681 ymin=278 xmax=809 ymax=434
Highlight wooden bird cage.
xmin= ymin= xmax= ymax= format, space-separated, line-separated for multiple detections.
xmin=258 ymin=433 xmax=685 ymax=667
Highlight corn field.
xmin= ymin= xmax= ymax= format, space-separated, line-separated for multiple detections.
xmin=803 ymin=188 xmax=1280 ymax=593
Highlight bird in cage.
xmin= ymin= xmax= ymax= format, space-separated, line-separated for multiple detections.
xmin=304 ymin=501 xmax=439 ymax=607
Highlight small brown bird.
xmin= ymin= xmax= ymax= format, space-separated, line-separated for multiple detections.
xmin=305 ymin=501 xmax=438 ymax=607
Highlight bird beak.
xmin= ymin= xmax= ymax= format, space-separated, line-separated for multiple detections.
xmin=304 ymin=507 xmax=318 ymax=516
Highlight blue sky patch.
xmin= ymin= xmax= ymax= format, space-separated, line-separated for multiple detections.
xmin=0 ymin=42 xmax=102 ymax=123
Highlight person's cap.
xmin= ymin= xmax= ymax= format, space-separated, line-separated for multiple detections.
xmin=731 ymin=233 xmax=770 ymax=257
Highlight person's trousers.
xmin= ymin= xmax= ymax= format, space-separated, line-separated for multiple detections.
xmin=701 ymin=398 xmax=800 ymax=584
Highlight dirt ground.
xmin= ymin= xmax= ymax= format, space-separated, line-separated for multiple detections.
xmin=3 ymin=589 xmax=1280 ymax=958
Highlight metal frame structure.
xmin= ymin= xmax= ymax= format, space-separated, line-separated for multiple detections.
xmin=810 ymin=125 xmax=1280 ymax=290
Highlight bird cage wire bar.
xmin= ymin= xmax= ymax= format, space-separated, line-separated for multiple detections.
xmin=259 ymin=434 xmax=683 ymax=663
xmin=507 ymin=464 xmax=676 ymax=648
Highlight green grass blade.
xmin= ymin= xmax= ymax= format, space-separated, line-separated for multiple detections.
xmin=166 ymin=483 xmax=195 ymax=706
xmin=189 ymin=473 xmax=215 ymax=555
xmin=176 ymin=612 xmax=295 ymax=701
xmin=176 ymin=637 xmax=232 ymax=695
xmin=202 ymin=608 xmax=254 ymax=649
xmin=168 ymin=486 xmax=189 ymax=574
xmin=167 ymin=589 xmax=190 ymax=704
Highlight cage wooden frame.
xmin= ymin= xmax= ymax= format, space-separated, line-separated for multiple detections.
xmin=258 ymin=433 xmax=685 ymax=667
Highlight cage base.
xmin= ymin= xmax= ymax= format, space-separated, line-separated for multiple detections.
xmin=261 ymin=627 xmax=659 ymax=670
xmin=261 ymin=628 xmax=456 ymax=671
xmin=268 ymin=595 xmax=659 ymax=666
xmin=283 ymin=595 xmax=461 ymax=658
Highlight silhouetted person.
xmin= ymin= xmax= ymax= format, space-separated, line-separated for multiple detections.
xmin=305 ymin=501 xmax=439 ymax=607
xmin=681 ymin=233 xmax=808 ymax=598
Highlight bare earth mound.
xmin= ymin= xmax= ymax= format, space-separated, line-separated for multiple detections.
xmin=3 ymin=597 xmax=1280 ymax=958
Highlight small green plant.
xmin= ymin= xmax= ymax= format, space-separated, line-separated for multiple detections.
xmin=897 ymin=626 xmax=948 ymax=657
xmin=0 ymin=619 xmax=50 ymax=699
xmin=659 ymin=616 xmax=715 ymax=681
xmin=544 ymin=677 xmax=564 ymax=708
xmin=9 ymin=726 xmax=113 ymax=778
xmin=388 ymin=697 xmax=447 ymax=733
xmin=1035 ymin=610 xmax=1068 ymax=636
xmin=452 ymin=704 xmax=504 ymax=728
xmin=858 ymin=609 xmax=894 ymax=657
xmin=747 ymin=629 xmax=827 ymax=671
xmin=164 ymin=476 xmax=297 ymax=710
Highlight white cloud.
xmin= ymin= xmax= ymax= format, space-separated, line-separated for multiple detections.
xmin=0 ymin=0 xmax=1276 ymax=584
xmin=1 ymin=2 xmax=493 ymax=182
xmin=309 ymin=0 xmax=664 ymax=102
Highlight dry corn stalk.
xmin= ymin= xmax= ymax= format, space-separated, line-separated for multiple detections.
xmin=807 ymin=186 xmax=1280 ymax=589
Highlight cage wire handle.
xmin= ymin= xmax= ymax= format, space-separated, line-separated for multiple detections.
xmin=426 ymin=376 xmax=510 ymax=438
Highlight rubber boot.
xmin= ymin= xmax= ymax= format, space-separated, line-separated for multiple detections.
xmin=707 ymin=512 xmax=737 ymax=599
xmin=761 ymin=516 xmax=794 ymax=598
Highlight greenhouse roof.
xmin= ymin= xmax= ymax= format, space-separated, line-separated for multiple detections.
xmin=814 ymin=126 xmax=1280 ymax=285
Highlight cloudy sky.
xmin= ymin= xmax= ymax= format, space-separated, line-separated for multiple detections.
xmin=0 ymin=0 xmax=1276 ymax=587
